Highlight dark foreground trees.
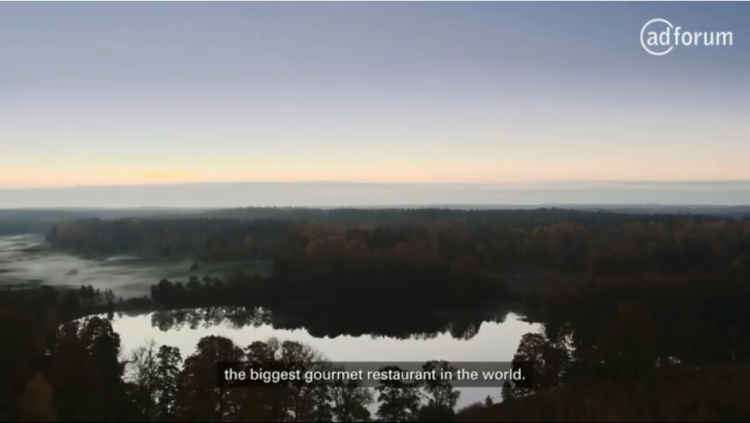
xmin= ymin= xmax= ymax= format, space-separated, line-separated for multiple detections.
xmin=0 ymin=298 xmax=461 ymax=423
xmin=4 ymin=274 xmax=750 ymax=422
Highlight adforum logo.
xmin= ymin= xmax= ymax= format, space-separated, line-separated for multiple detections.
xmin=640 ymin=18 xmax=733 ymax=56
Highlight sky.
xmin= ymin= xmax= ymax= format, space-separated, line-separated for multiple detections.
xmin=1 ymin=2 xmax=749 ymax=191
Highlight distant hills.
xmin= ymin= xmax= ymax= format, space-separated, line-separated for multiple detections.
xmin=2 ymin=181 xmax=750 ymax=209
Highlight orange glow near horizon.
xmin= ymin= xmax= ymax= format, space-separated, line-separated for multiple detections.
xmin=4 ymin=158 xmax=750 ymax=190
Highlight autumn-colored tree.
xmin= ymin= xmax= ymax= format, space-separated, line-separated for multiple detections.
xmin=175 ymin=336 xmax=244 ymax=422
xmin=510 ymin=333 xmax=568 ymax=398
xmin=242 ymin=337 xmax=337 ymax=422
xmin=18 ymin=373 xmax=58 ymax=422
xmin=49 ymin=319 xmax=131 ymax=421
xmin=0 ymin=306 xmax=47 ymax=422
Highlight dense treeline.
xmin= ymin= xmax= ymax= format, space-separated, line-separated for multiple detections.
xmin=149 ymin=252 xmax=501 ymax=310
xmin=47 ymin=218 xmax=298 ymax=259
xmin=0 ymin=209 xmax=207 ymax=236
xmin=47 ymin=208 xmax=750 ymax=316
xmin=47 ymin=209 xmax=750 ymax=279
xmin=0 ymin=285 xmax=116 ymax=319
xmin=199 ymin=206 xmax=750 ymax=223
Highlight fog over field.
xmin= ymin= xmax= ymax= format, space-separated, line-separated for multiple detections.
xmin=2 ymin=181 xmax=750 ymax=208
xmin=0 ymin=235 xmax=192 ymax=298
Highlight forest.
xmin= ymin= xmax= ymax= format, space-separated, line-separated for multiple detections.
xmin=2 ymin=207 xmax=750 ymax=421
xmin=46 ymin=208 xmax=750 ymax=278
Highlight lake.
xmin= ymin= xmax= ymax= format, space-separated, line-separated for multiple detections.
xmin=110 ymin=307 xmax=540 ymax=410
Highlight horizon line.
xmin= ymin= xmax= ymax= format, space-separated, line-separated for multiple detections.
xmin=4 ymin=179 xmax=750 ymax=191
xmin=1 ymin=203 xmax=750 ymax=212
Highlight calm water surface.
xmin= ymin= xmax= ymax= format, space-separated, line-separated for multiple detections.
xmin=110 ymin=309 xmax=541 ymax=408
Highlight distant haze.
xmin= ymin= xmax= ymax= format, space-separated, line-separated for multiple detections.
xmin=2 ymin=181 xmax=750 ymax=208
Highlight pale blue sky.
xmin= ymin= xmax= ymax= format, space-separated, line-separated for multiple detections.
xmin=1 ymin=2 xmax=749 ymax=189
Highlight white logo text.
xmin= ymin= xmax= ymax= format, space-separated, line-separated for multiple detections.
xmin=640 ymin=18 xmax=733 ymax=56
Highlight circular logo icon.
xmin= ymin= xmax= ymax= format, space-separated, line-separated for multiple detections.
xmin=641 ymin=18 xmax=674 ymax=56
